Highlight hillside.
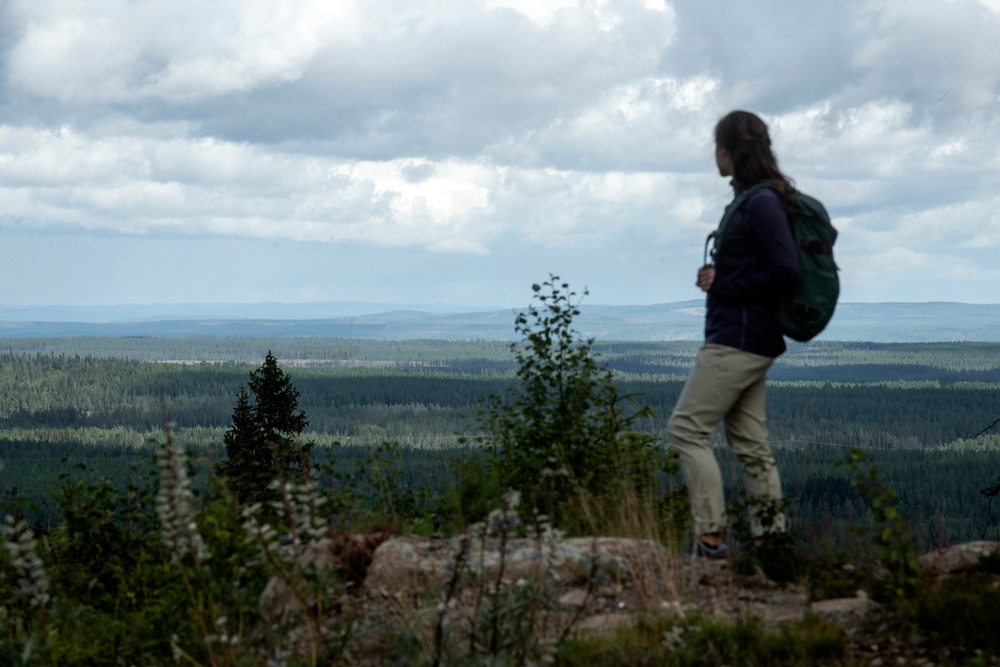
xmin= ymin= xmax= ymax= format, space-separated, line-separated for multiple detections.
xmin=3 ymin=301 xmax=1000 ymax=341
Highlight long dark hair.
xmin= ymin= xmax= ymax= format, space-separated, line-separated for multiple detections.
xmin=714 ymin=110 xmax=796 ymax=211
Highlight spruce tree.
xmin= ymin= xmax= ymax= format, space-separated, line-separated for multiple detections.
xmin=216 ymin=351 xmax=310 ymax=504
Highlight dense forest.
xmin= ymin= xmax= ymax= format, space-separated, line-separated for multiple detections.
xmin=1 ymin=338 xmax=999 ymax=553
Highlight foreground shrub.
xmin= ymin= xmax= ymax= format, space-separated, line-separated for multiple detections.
xmin=910 ymin=574 xmax=1000 ymax=659
xmin=0 ymin=427 xmax=359 ymax=666
xmin=479 ymin=276 xmax=679 ymax=533
xmin=839 ymin=448 xmax=921 ymax=603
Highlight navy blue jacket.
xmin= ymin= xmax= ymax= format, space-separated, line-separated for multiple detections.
xmin=705 ymin=182 xmax=801 ymax=358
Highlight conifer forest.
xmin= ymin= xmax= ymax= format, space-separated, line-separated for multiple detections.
xmin=2 ymin=335 xmax=999 ymax=553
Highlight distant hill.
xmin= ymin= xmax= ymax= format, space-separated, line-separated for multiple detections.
xmin=0 ymin=301 xmax=501 ymax=323
xmin=0 ymin=301 xmax=998 ymax=342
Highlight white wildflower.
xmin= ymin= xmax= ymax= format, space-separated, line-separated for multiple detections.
xmin=155 ymin=438 xmax=210 ymax=564
xmin=1 ymin=514 xmax=50 ymax=608
xmin=244 ymin=478 xmax=330 ymax=565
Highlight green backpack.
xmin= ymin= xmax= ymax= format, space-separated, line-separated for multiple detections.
xmin=705 ymin=184 xmax=839 ymax=342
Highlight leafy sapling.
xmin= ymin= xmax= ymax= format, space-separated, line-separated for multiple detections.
xmin=481 ymin=276 xmax=667 ymax=530
xmin=840 ymin=448 xmax=921 ymax=602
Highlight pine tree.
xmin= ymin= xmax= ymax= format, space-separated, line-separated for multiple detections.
xmin=216 ymin=352 xmax=310 ymax=504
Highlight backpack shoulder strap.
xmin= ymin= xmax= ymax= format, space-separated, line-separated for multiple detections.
xmin=704 ymin=184 xmax=772 ymax=266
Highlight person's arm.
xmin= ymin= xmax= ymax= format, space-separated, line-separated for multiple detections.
xmin=708 ymin=191 xmax=801 ymax=300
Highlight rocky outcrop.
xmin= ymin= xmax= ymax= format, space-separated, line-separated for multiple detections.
xmin=260 ymin=536 xmax=1000 ymax=666
xmin=365 ymin=535 xmax=673 ymax=596
xmin=260 ymin=531 xmax=391 ymax=623
xmin=917 ymin=540 xmax=1000 ymax=575
xmin=264 ymin=532 xmax=1000 ymax=640
xmin=363 ymin=535 xmax=817 ymax=629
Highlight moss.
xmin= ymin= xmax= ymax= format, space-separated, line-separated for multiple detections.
xmin=556 ymin=611 xmax=848 ymax=667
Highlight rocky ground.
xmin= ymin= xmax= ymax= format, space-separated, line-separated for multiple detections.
xmin=274 ymin=535 xmax=1000 ymax=665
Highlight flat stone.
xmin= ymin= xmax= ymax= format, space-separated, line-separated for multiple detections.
xmin=747 ymin=590 xmax=809 ymax=625
xmin=365 ymin=535 xmax=675 ymax=596
xmin=573 ymin=612 xmax=636 ymax=637
xmin=559 ymin=588 xmax=591 ymax=608
xmin=917 ymin=541 xmax=1000 ymax=575
xmin=810 ymin=592 xmax=879 ymax=622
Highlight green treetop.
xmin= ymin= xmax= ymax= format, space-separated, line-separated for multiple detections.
xmin=216 ymin=351 xmax=310 ymax=504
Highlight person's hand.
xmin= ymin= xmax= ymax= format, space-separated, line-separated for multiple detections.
xmin=696 ymin=265 xmax=715 ymax=292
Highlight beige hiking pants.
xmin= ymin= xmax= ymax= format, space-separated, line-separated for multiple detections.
xmin=668 ymin=344 xmax=785 ymax=538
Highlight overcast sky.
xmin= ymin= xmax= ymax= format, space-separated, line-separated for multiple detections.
xmin=1 ymin=0 xmax=999 ymax=308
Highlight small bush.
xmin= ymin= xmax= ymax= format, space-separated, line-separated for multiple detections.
xmin=839 ymin=448 xmax=921 ymax=603
xmin=479 ymin=276 xmax=674 ymax=533
xmin=911 ymin=575 xmax=1000 ymax=658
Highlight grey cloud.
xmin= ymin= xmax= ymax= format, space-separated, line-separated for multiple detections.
xmin=401 ymin=162 xmax=436 ymax=183
xmin=2 ymin=0 xmax=675 ymax=160
xmin=487 ymin=77 xmax=719 ymax=173
xmin=664 ymin=0 xmax=1000 ymax=132
xmin=662 ymin=0 xmax=861 ymax=111
xmin=846 ymin=1 xmax=1000 ymax=122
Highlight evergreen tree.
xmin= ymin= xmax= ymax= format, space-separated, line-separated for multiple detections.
xmin=216 ymin=351 xmax=310 ymax=504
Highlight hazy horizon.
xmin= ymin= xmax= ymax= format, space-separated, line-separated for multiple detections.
xmin=1 ymin=301 xmax=999 ymax=344
xmin=3 ymin=297 xmax=1000 ymax=315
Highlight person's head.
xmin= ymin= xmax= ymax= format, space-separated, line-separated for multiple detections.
xmin=713 ymin=110 xmax=793 ymax=198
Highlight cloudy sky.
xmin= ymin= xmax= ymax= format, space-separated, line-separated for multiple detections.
xmin=1 ymin=0 xmax=999 ymax=309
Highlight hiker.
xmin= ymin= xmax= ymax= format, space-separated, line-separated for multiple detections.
xmin=668 ymin=110 xmax=802 ymax=559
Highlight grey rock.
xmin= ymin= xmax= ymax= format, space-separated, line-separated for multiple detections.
xmin=573 ymin=612 xmax=636 ymax=637
xmin=365 ymin=535 xmax=673 ymax=596
xmin=917 ymin=541 xmax=1000 ymax=575
xmin=558 ymin=588 xmax=591 ymax=608
xmin=810 ymin=592 xmax=879 ymax=622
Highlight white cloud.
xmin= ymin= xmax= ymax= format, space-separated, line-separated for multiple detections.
xmin=74 ymin=181 xmax=186 ymax=215
xmin=849 ymin=246 xmax=1000 ymax=284
xmin=4 ymin=0 xmax=348 ymax=103
xmin=346 ymin=160 xmax=494 ymax=226
xmin=849 ymin=0 xmax=1000 ymax=113
xmin=1 ymin=123 xmax=710 ymax=255
xmin=1 ymin=0 xmax=1000 ymax=305
xmin=971 ymin=0 xmax=1000 ymax=16
xmin=476 ymin=0 xmax=579 ymax=28
xmin=489 ymin=74 xmax=719 ymax=173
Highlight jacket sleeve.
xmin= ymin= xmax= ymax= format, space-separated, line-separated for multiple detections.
xmin=708 ymin=190 xmax=802 ymax=301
